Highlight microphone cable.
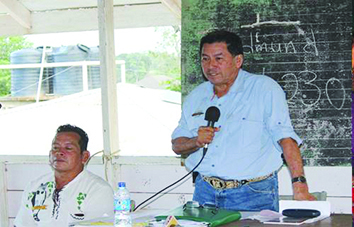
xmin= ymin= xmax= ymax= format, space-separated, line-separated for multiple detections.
xmin=134 ymin=106 xmax=220 ymax=211
xmin=133 ymin=147 xmax=207 ymax=212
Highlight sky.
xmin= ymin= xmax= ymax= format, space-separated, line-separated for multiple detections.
xmin=24 ymin=27 xmax=165 ymax=56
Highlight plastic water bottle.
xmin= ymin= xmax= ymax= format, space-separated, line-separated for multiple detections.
xmin=114 ymin=182 xmax=132 ymax=227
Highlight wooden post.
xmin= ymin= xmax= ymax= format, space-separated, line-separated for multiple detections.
xmin=36 ymin=46 xmax=46 ymax=103
xmin=0 ymin=162 xmax=9 ymax=227
xmin=97 ymin=0 xmax=119 ymax=188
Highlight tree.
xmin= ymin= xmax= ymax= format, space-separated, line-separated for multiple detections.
xmin=117 ymin=53 xmax=151 ymax=83
xmin=154 ymin=26 xmax=181 ymax=91
xmin=155 ymin=26 xmax=181 ymax=57
xmin=115 ymin=27 xmax=181 ymax=91
xmin=0 ymin=36 xmax=33 ymax=96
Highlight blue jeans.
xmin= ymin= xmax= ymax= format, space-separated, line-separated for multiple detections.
xmin=193 ymin=173 xmax=279 ymax=212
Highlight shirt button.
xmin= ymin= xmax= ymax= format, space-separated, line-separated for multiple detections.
xmin=212 ymin=165 xmax=215 ymax=167
xmin=218 ymin=104 xmax=221 ymax=107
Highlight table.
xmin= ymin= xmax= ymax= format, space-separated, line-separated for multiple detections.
xmin=70 ymin=212 xmax=352 ymax=226
xmin=222 ymin=214 xmax=351 ymax=227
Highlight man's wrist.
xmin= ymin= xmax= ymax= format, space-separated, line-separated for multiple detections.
xmin=292 ymin=176 xmax=307 ymax=184
xmin=195 ymin=137 xmax=204 ymax=148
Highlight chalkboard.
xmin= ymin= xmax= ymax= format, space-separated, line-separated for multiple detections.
xmin=181 ymin=0 xmax=352 ymax=166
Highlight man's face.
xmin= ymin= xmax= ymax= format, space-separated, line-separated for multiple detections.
xmin=49 ymin=132 xmax=89 ymax=174
xmin=201 ymin=42 xmax=242 ymax=86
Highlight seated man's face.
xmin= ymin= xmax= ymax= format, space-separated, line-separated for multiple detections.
xmin=49 ymin=132 xmax=88 ymax=174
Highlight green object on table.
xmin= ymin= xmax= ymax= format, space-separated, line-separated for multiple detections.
xmin=155 ymin=202 xmax=241 ymax=227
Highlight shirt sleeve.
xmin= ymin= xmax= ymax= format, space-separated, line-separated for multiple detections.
xmin=13 ymin=183 xmax=37 ymax=227
xmin=171 ymin=101 xmax=195 ymax=140
xmin=264 ymin=81 xmax=302 ymax=152
xmin=83 ymin=182 xmax=114 ymax=220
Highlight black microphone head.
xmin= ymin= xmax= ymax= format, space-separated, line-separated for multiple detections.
xmin=204 ymin=106 xmax=221 ymax=123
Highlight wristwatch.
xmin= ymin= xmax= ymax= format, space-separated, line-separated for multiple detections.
xmin=291 ymin=176 xmax=307 ymax=184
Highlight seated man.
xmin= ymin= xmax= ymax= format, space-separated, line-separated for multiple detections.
xmin=14 ymin=124 xmax=114 ymax=226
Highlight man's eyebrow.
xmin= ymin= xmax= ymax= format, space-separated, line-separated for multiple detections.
xmin=202 ymin=52 xmax=224 ymax=57
xmin=213 ymin=52 xmax=224 ymax=56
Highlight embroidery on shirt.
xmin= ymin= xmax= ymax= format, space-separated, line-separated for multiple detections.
xmin=76 ymin=192 xmax=87 ymax=212
xmin=32 ymin=205 xmax=47 ymax=210
xmin=69 ymin=192 xmax=87 ymax=221
xmin=70 ymin=213 xmax=85 ymax=220
xmin=27 ymin=181 xmax=54 ymax=222
xmin=52 ymin=188 xmax=62 ymax=220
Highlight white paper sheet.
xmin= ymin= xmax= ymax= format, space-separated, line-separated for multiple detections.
xmin=264 ymin=200 xmax=331 ymax=225
xmin=244 ymin=200 xmax=331 ymax=225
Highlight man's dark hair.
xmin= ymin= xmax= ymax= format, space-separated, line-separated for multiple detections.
xmin=56 ymin=124 xmax=89 ymax=153
xmin=199 ymin=30 xmax=244 ymax=57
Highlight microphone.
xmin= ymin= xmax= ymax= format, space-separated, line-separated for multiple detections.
xmin=203 ymin=106 xmax=221 ymax=154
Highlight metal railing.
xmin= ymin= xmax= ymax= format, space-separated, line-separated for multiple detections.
xmin=0 ymin=60 xmax=126 ymax=102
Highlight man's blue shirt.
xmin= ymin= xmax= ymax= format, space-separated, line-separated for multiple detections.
xmin=172 ymin=69 xmax=302 ymax=180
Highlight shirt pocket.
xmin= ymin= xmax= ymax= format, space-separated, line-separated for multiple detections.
xmin=241 ymin=118 xmax=263 ymax=151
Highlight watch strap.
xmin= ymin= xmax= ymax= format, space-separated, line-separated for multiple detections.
xmin=292 ymin=176 xmax=306 ymax=184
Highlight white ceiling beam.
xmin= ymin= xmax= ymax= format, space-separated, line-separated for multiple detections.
xmin=160 ymin=0 xmax=181 ymax=19
xmin=0 ymin=4 xmax=180 ymax=36
xmin=0 ymin=0 xmax=31 ymax=29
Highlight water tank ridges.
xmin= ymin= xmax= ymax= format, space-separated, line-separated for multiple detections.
xmin=45 ymin=49 xmax=55 ymax=94
xmin=88 ymin=46 xmax=101 ymax=89
xmin=52 ymin=44 xmax=90 ymax=95
xmin=10 ymin=48 xmax=44 ymax=97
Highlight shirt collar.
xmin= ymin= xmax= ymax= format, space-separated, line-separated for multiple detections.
xmin=54 ymin=169 xmax=87 ymax=191
xmin=208 ymin=69 xmax=246 ymax=98
xmin=228 ymin=69 xmax=245 ymax=94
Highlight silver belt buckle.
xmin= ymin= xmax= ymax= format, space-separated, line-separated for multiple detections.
xmin=226 ymin=180 xmax=242 ymax=188
xmin=209 ymin=177 xmax=226 ymax=189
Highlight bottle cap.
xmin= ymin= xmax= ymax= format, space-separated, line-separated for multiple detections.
xmin=118 ymin=182 xmax=126 ymax=188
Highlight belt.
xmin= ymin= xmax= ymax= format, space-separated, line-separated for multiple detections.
xmin=202 ymin=172 xmax=275 ymax=190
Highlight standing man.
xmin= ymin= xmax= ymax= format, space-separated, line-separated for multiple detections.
xmin=172 ymin=30 xmax=315 ymax=211
xmin=14 ymin=124 xmax=114 ymax=226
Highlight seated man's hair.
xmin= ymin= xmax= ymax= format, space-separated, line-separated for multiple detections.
xmin=56 ymin=124 xmax=89 ymax=153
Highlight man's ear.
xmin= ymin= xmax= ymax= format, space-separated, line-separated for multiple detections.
xmin=82 ymin=151 xmax=90 ymax=164
xmin=236 ymin=54 xmax=244 ymax=68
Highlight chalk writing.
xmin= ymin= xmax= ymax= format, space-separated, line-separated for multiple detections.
xmin=240 ymin=14 xmax=300 ymax=29
xmin=302 ymin=29 xmax=319 ymax=56
xmin=325 ymin=78 xmax=346 ymax=110
xmin=281 ymin=71 xmax=346 ymax=110
xmin=243 ymin=29 xmax=318 ymax=56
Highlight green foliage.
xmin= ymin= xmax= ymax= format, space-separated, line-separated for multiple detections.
xmin=0 ymin=36 xmax=33 ymax=96
xmin=117 ymin=53 xmax=152 ymax=83
xmin=153 ymin=27 xmax=181 ymax=91
xmin=160 ymin=75 xmax=181 ymax=92
xmin=155 ymin=26 xmax=181 ymax=58
xmin=117 ymin=51 xmax=181 ymax=91
xmin=0 ymin=69 xmax=11 ymax=96
xmin=147 ymin=51 xmax=180 ymax=78
xmin=117 ymin=26 xmax=181 ymax=91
